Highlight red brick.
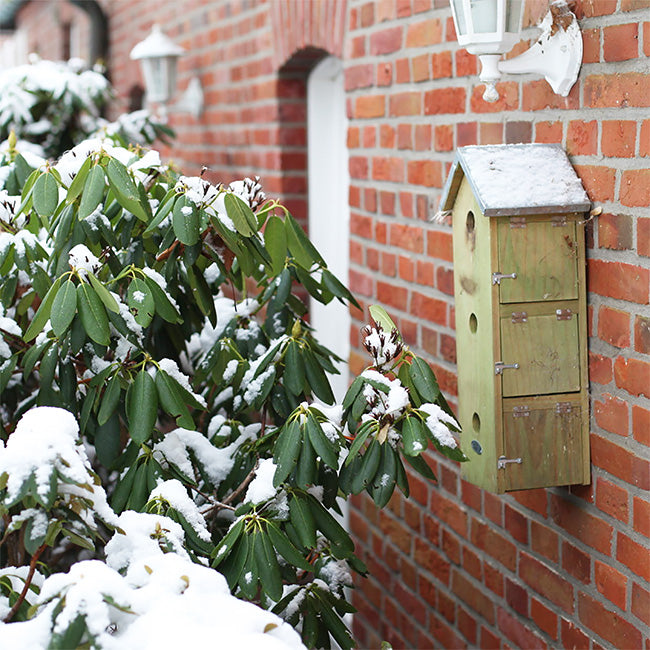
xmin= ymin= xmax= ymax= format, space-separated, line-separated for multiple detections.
xmin=617 ymin=532 xmax=650 ymax=581
xmin=354 ymin=95 xmax=385 ymax=119
xmin=389 ymin=223 xmax=424 ymax=253
xmin=591 ymin=433 xmax=650 ymax=489
xmin=432 ymin=51 xmax=452 ymax=79
xmin=633 ymin=497 xmax=650 ymax=537
xmin=530 ymin=521 xmax=559 ymax=563
xmin=574 ymin=165 xmax=616 ymax=202
xmin=633 ymin=405 xmax=650 ymax=446
xmin=511 ymin=488 xmax=548 ymax=517
xmin=497 ymin=608 xmax=546 ymax=650
xmin=584 ymin=73 xmax=650 ymax=108
xmin=434 ymin=124 xmax=453 ymax=151
xmin=345 ymin=64 xmax=374 ymax=90
xmin=455 ymin=49 xmax=478 ymax=77
xmin=588 ymin=352 xmax=613 ymax=385
xmin=431 ymin=492 xmax=468 ymax=536
xmin=505 ymin=504 xmax=528 ymax=544
xmin=452 ymin=570 xmax=495 ymax=623
xmin=535 ymin=120 xmax=563 ymax=143
xmin=364 ymin=188 xmax=377 ymax=212
xmin=594 ymin=393 xmax=629 ymax=436
xmin=407 ymin=160 xmax=442 ymax=187
xmin=614 ymin=356 xmax=650 ymax=398
xmin=424 ymin=87 xmax=466 ymax=114
xmin=411 ymin=292 xmax=446 ymax=326
xmin=413 ymin=124 xmax=432 ymax=151
xmin=561 ymin=618 xmax=590 ymax=650
xmin=389 ymin=91 xmax=421 ymax=116
xmin=397 ymin=255 xmax=414 ymax=282
xmin=406 ymin=18 xmax=443 ymax=47
xmin=603 ymin=22 xmax=639 ymax=61
xmin=349 ymin=269 xmax=373 ymax=296
xmin=523 ymin=79 xmax=580 ymax=111
xmin=520 ymin=552 xmax=574 ymax=613
xmin=582 ymin=27 xmax=601 ymax=63
xmin=349 ymin=156 xmax=369 ymax=179
xmin=578 ymin=592 xmax=643 ymax=649
xmin=430 ymin=612 xmax=464 ymax=650
xmin=411 ymin=53 xmax=429 ymax=82
xmin=601 ymin=120 xmax=637 ymax=157
xmin=377 ymin=281 xmax=408 ymax=312
xmin=596 ymin=477 xmax=629 ymax=522
xmin=641 ymin=120 xmax=650 ymax=156
xmin=372 ymin=156 xmax=404 ymax=182
xmin=635 ymin=315 xmax=650 ymax=354
xmin=380 ymin=251 xmax=395 ymax=276
xmin=480 ymin=625 xmax=501 ymax=650
xmin=621 ymin=169 xmax=650 ymax=207
xmin=457 ymin=606 xmax=477 ymax=644
xmin=414 ymin=538 xmax=450 ymax=584
xmin=567 ymin=120 xmax=598 ymax=156
xmin=632 ymin=582 xmax=650 ymax=626
xmin=394 ymin=57 xmax=409 ymax=83
xmin=480 ymin=121 xmax=503 ymax=144
xmin=441 ymin=528 xmax=460 ymax=564
xmin=471 ymin=520 xmax=517 ymax=572
xmin=370 ymin=26 xmax=403 ymax=55
xmin=505 ymin=577 xmax=529 ymax=616
xmin=350 ymin=212 xmax=373 ymax=239
xmin=377 ymin=61 xmax=393 ymax=86
xmin=595 ymin=561 xmax=627 ymax=610
xmin=639 ymin=217 xmax=650 ymax=256
xmin=550 ymin=494 xmax=613 ymax=554
xmin=426 ymin=230 xmax=453 ymax=261
xmin=362 ymin=125 xmax=376 ymax=148
xmin=483 ymin=562 xmax=504 ymax=598
xmin=532 ymin=598 xmax=558 ymax=639
xmin=436 ymin=267 xmax=454 ymax=296
xmin=379 ymin=191 xmax=395 ymax=215
xmin=562 ymin=541 xmax=591 ymax=584
xmin=588 ymin=259 xmax=650 ymax=304
xmin=597 ymin=213 xmax=633 ymax=250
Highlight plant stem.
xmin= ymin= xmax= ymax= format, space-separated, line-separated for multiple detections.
xmin=3 ymin=542 xmax=47 ymax=623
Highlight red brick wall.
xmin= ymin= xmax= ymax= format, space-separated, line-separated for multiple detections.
xmin=8 ymin=1 xmax=650 ymax=648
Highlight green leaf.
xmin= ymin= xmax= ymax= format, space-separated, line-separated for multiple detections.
xmin=127 ymin=277 xmax=155 ymax=327
xmin=403 ymin=450 xmax=437 ymax=482
xmin=172 ymin=195 xmax=200 ymax=246
xmin=351 ymin=438 xmax=381 ymax=495
xmin=285 ymin=213 xmax=324 ymax=268
xmin=186 ymin=265 xmax=217 ymax=327
xmin=370 ymin=443 xmax=397 ymax=508
xmin=221 ymin=533 xmax=249 ymax=590
xmin=322 ymin=269 xmax=361 ymax=309
xmin=272 ymin=419 xmax=302 ymax=487
xmin=50 ymin=279 xmax=77 ymax=338
xmin=155 ymin=369 xmax=194 ymax=429
xmin=284 ymin=340 xmax=305 ymax=396
xmin=143 ymin=275 xmax=181 ymax=323
xmin=296 ymin=432 xmax=316 ymax=489
xmin=402 ymin=415 xmax=428 ymax=456
xmin=111 ymin=462 xmax=138 ymax=513
xmin=105 ymin=157 xmax=138 ymax=201
xmin=264 ymin=215 xmax=287 ymax=275
xmin=23 ymin=276 xmax=63 ymax=342
xmin=126 ymin=369 xmax=158 ymax=444
xmin=306 ymin=413 xmax=338 ymax=469
xmin=369 ymin=305 xmax=397 ymax=333
xmin=88 ymin=272 xmax=119 ymax=314
xmin=289 ymin=493 xmax=317 ymax=548
xmin=32 ymin=172 xmax=59 ymax=217
xmin=345 ymin=420 xmax=374 ymax=465
xmin=317 ymin=597 xmax=355 ymax=650
xmin=76 ymin=282 xmax=110 ymax=346
xmin=78 ymin=165 xmax=106 ymax=219
xmin=98 ymin=373 xmax=121 ymax=426
xmin=266 ymin=521 xmax=312 ymax=572
xmin=303 ymin=348 xmax=334 ymax=405
xmin=212 ymin=517 xmax=246 ymax=565
xmin=408 ymin=357 xmax=440 ymax=403
xmin=306 ymin=494 xmax=354 ymax=556
xmin=224 ymin=193 xmax=257 ymax=237
xmin=66 ymin=156 xmax=92 ymax=201
xmin=94 ymin=412 xmax=122 ymax=468
xmin=255 ymin=531 xmax=283 ymax=601
xmin=143 ymin=190 xmax=176 ymax=235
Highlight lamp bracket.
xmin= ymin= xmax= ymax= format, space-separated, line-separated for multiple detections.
xmin=479 ymin=1 xmax=582 ymax=102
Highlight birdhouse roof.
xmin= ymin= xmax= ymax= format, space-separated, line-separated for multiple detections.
xmin=439 ymin=144 xmax=591 ymax=217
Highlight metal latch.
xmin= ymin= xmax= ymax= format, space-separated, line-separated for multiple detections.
xmin=556 ymin=309 xmax=573 ymax=320
xmin=495 ymin=361 xmax=519 ymax=375
xmin=497 ymin=456 xmax=523 ymax=470
xmin=492 ymin=272 xmax=517 ymax=285
xmin=512 ymin=405 xmax=530 ymax=418
xmin=555 ymin=402 xmax=573 ymax=415
xmin=511 ymin=311 xmax=528 ymax=323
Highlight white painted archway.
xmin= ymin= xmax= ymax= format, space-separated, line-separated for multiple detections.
xmin=307 ymin=55 xmax=350 ymax=403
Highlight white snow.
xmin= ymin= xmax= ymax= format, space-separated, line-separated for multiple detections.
xmin=157 ymin=358 xmax=207 ymax=408
xmin=68 ymin=244 xmax=100 ymax=279
xmin=244 ymin=458 xmax=278 ymax=504
xmin=419 ymin=403 xmax=459 ymax=449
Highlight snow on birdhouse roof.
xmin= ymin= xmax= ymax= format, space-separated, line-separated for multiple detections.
xmin=439 ymin=144 xmax=590 ymax=217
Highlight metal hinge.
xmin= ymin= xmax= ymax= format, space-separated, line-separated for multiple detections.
xmin=495 ymin=361 xmax=519 ymax=375
xmin=512 ymin=405 xmax=530 ymax=418
xmin=492 ymin=271 xmax=517 ymax=285
xmin=497 ymin=455 xmax=523 ymax=470
xmin=556 ymin=308 xmax=573 ymax=321
xmin=510 ymin=217 xmax=526 ymax=228
xmin=555 ymin=402 xmax=573 ymax=415
xmin=511 ymin=311 xmax=528 ymax=324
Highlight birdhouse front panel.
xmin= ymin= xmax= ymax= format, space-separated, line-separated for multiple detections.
xmin=441 ymin=143 xmax=591 ymax=493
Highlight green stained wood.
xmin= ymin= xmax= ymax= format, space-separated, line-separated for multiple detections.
xmin=453 ymin=177 xmax=500 ymax=493
xmin=502 ymin=394 xmax=583 ymax=491
xmin=499 ymin=307 xmax=581 ymax=396
xmin=497 ymin=217 xmax=579 ymax=303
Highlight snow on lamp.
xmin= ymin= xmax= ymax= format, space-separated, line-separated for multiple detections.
xmin=130 ymin=24 xmax=184 ymax=106
xmin=449 ymin=0 xmax=582 ymax=102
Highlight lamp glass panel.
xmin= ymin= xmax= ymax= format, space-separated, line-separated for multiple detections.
xmin=507 ymin=0 xmax=524 ymax=32
xmin=469 ymin=0 xmax=498 ymax=33
xmin=451 ymin=0 xmax=467 ymax=35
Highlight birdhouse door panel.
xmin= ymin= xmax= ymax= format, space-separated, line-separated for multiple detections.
xmin=497 ymin=219 xmax=578 ymax=303
xmin=502 ymin=395 xmax=584 ymax=490
xmin=499 ymin=309 xmax=581 ymax=396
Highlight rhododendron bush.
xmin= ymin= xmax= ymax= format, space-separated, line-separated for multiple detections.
xmin=0 ymin=128 xmax=464 ymax=648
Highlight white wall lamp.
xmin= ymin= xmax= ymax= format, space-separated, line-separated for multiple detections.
xmin=130 ymin=24 xmax=204 ymax=119
xmin=448 ymin=0 xmax=582 ymax=102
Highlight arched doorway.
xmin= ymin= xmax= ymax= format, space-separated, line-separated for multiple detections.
xmin=307 ymin=55 xmax=350 ymax=402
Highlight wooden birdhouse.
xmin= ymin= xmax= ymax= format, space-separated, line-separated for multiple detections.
xmin=439 ymin=144 xmax=591 ymax=493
